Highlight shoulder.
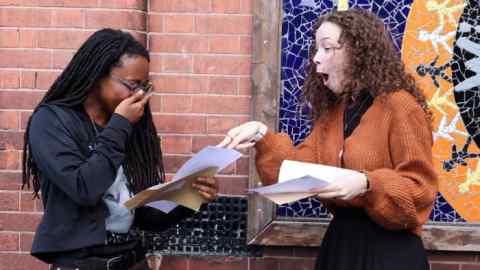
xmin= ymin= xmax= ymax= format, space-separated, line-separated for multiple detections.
xmin=30 ymin=104 xmax=83 ymax=134
xmin=380 ymin=89 xmax=426 ymax=116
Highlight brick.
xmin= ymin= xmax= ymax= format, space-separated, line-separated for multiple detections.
xmin=151 ymin=75 xmax=209 ymax=94
xmin=0 ymin=150 xmax=19 ymax=170
xmin=209 ymin=77 xmax=238 ymax=95
xmin=18 ymin=29 xmax=38 ymax=48
xmin=192 ymin=96 xmax=251 ymax=114
xmin=0 ymin=253 xmax=48 ymax=270
xmin=0 ymin=131 xmax=24 ymax=150
xmin=195 ymin=15 xmax=252 ymax=34
xmin=240 ymin=36 xmax=252 ymax=54
xmin=0 ymin=70 xmax=20 ymax=89
xmin=241 ymin=0 xmax=253 ymax=13
xmin=212 ymin=0 xmax=241 ymax=13
xmin=0 ymin=91 xmax=43 ymax=110
xmin=0 ymin=212 xmax=42 ymax=231
xmin=162 ymin=55 xmax=193 ymax=73
xmin=160 ymin=95 xmax=193 ymax=113
xmin=193 ymin=55 xmax=251 ymax=75
xmin=236 ymin=157 xmax=249 ymax=175
xmin=0 ymin=49 xmax=51 ymax=69
xmin=21 ymin=71 xmax=36 ymax=89
xmin=277 ymin=258 xmax=316 ymax=270
xmin=160 ymin=136 xmax=192 ymax=154
xmin=98 ymin=0 xmax=145 ymax=9
xmin=238 ymin=77 xmax=252 ymax=96
xmin=0 ymin=111 xmax=19 ymax=130
xmin=148 ymin=14 xmax=162 ymax=32
xmin=149 ymin=34 xmax=209 ymax=53
xmin=462 ymin=264 xmax=480 ymax=270
xmin=150 ymin=0 xmax=210 ymax=13
xmin=158 ymin=256 xmax=188 ymax=270
xmin=164 ymin=15 xmax=195 ymax=33
xmin=163 ymin=155 xmax=190 ymax=174
xmin=52 ymin=50 xmax=74 ymax=69
xmin=206 ymin=116 xmax=248 ymax=134
xmin=0 ymin=171 xmax=22 ymax=190
xmin=209 ymin=36 xmax=241 ymax=54
xmin=0 ymin=29 xmax=18 ymax=47
xmin=0 ymin=191 xmax=19 ymax=211
xmin=192 ymin=135 xmax=224 ymax=152
xmin=38 ymin=30 xmax=90 ymax=49
xmin=188 ymin=256 xmax=248 ymax=270
xmin=86 ymin=10 xmax=145 ymax=31
xmin=20 ymin=191 xmax=35 ymax=212
xmin=52 ymin=9 xmax=84 ymax=28
xmin=0 ymin=8 xmax=36 ymax=27
xmin=154 ymin=115 xmax=205 ymax=134
xmin=149 ymin=54 xmax=162 ymax=73
xmin=36 ymin=0 xmax=97 ymax=7
xmin=0 ymin=232 xmax=19 ymax=251
xmin=20 ymin=232 xmax=34 ymax=252
xmin=250 ymin=257 xmax=280 ymax=270
xmin=36 ymin=71 xmax=60 ymax=90
xmin=35 ymin=8 xmax=53 ymax=27
xmin=430 ymin=263 xmax=459 ymax=270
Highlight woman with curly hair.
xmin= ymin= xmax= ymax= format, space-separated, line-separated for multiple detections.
xmin=218 ymin=9 xmax=437 ymax=270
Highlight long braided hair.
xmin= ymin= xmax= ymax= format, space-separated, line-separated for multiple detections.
xmin=22 ymin=28 xmax=165 ymax=197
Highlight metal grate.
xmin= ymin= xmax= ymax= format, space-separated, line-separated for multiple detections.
xmin=144 ymin=196 xmax=260 ymax=256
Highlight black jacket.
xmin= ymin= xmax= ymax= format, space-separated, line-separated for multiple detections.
xmin=29 ymin=104 xmax=193 ymax=262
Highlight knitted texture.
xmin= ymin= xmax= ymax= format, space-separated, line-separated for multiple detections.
xmin=255 ymin=90 xmax=438 ymax=236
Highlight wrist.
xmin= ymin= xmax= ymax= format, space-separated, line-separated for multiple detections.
xmin=253 ymin=123 xmax=267 ymax=142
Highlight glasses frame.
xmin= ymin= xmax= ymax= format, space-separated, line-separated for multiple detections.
xmin=109 ymin=74 xmax=153 ymax=93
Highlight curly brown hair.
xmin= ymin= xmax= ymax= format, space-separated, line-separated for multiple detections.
xmin=302 ymin=9 xmax=431 ymax=121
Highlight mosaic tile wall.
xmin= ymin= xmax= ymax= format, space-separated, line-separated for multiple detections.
xmin=278 ymin=0 xmax=472 ymax=223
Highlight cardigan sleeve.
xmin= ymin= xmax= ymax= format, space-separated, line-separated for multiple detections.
xmin=357 ymin=102 xmax=438 ymax=231
xmin=254 ymin=127 xmax=318 ymax=185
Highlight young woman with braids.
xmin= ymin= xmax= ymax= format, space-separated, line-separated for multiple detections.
xmin=22 ymin=28 xmax=218 ymax=269
xmin=219 ymin=9 xmax=437 ymax=270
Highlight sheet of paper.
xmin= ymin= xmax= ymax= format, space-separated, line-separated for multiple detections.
xmin=125 ymin=147 xmax=241 ymax=212
xmin=278 ymin=160 xmax=357 ymax=183
xmin=173 ymin=146 xmax=242 ymax=181
xmin=250 ymin=175 xmax=329 ymax=205
xmin=146 ymin=200 xmax=178 ymax=213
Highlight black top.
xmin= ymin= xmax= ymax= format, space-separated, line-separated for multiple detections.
xmin=28 ymin=104 xmax=193 ymax=263
xmin=343 ymin=91 xmax=374 ymax=138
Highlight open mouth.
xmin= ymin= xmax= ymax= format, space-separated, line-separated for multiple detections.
xmin=319 ymin=73 xmax=329 ymax=85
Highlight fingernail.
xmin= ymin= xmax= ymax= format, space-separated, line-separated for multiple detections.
xmin=138 ymin=90 xmax=144 ymax=95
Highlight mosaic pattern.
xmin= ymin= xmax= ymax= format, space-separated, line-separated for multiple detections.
xmin=278 ymin=0 xmax=467 ymax=223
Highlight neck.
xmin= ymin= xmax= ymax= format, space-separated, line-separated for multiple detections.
xmin=83 ymin=95 xmax=109 ymax=127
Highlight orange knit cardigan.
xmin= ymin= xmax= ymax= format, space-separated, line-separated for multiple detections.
xmin=255 ymin=90 xmax=438 ymax=236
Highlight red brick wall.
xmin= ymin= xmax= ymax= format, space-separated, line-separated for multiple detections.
xmin=0 ymin=1 xmax=479 ymax=270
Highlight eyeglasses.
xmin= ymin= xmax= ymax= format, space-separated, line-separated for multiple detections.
xmin=109 ymin=74 xmax=153 ymax=93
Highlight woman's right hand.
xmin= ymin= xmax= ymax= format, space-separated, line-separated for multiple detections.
xmin=114 ymin=90 xmax=152 ymax=124
xmin=217 ymin=121 xmax=267 ymax=149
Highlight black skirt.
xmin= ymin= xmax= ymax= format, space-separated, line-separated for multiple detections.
xmin=315 ymin=207 xmax=429 ymax=270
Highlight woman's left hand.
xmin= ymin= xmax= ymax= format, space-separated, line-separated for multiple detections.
xmin=310 ymin=170 xmax=368 ymax=200
xmin=192 ymin=176 xmax=219 ymax=202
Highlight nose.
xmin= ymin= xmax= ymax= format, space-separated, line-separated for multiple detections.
xmin=313 ymin=50 xmax=322 ymax=65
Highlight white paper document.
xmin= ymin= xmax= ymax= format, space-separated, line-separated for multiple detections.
xmin=125 ymin=146 xmax=242 ymax=212
xmin=250 ymin=160 xmax=356 ymax=205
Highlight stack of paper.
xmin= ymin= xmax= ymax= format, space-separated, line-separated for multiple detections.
xmin=124 ymin=146 xmax=241 ymax=212
xmin=250 ymin=160 xmax=355 ymax=205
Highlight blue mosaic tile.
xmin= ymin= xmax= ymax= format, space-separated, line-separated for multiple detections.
xmin=278 ymin=0 xmax=465 ymax=223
